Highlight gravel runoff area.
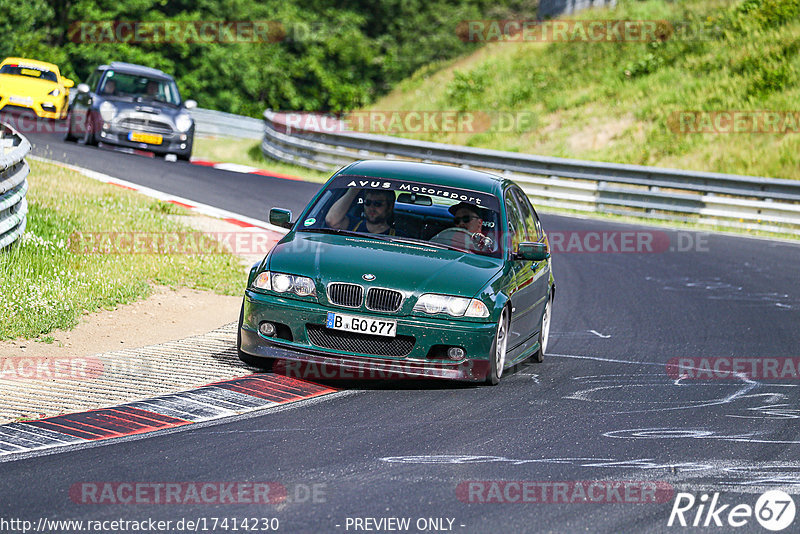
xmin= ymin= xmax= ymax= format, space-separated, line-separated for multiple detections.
xmin=0 ymin=215 xmax=277 ymax=423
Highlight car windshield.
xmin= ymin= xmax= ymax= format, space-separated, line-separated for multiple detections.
xmin=298 ymin=175 xmax=503 ymax=258
xmin=99 ymin=71 xmax=181 ymax=105
xmin=0 ymin=64 xmax=58 ymax=83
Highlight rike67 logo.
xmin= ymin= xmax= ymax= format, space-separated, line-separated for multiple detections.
xmin=668 ymin=490 xmax=796 ymax=531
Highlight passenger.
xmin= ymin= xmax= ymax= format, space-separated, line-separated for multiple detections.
xmin=325 ymin=188 xmax=397 ymax=235
xmin=102 ymin=79 xmax=116 ymax=95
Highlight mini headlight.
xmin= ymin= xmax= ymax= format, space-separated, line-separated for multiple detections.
xmin=48 ymin=88 xmax=61 ymax=97
xmin=414 ymin=294 xmax=485 ymax=317
xmin=99 ymin=101 xmax=117 ymax=121
xmin=175 ymin=113 xmax=192 ymax=132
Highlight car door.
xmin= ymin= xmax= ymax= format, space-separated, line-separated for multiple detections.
xmin=70 ymin=69 xmax=100 ymax=130
xmin=506 ymin=186 xmax=550 ymax=357
xmin=504 ymin=190 xmax=530 ymax=355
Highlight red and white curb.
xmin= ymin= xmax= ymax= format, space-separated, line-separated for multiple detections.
xmin=28 ymin=155 xmax=290 ymax=236
xmin=0 ymin=159 xmax=317 ymax=459
xmin=191 ymin=158 xmax=305 ymax=181
xmin=0 ymin=375 xmax=337 ymax=458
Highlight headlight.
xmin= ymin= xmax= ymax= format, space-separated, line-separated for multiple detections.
xmin=413 ymin=294 xmax=489 ymax=318
xmin=99 ymin=101 xmax=117 ymax=121
xmin=175 ymin=113 xmax=192 ymax=132
xmin=48 ymin=88 xmax=61 ymax=97
xmin=252 ymin=271 xmax=316 ymax=297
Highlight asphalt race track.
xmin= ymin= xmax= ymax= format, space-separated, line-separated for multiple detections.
xmin=1 ymin=127 xmax=799 ymax=533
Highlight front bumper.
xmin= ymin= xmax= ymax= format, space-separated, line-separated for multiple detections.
xmin=240 ymin=290 xmax=496 ymax=382
xmin=97 ymin=121 xmax=192 ymax=156
xmin=0 ymin=100 xmax=65 ymax=120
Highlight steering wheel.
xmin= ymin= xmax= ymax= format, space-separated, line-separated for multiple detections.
xmin=430 ymin=227 xmax=494 ymax=251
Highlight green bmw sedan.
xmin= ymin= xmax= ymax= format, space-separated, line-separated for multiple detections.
xmin=238 ymin=160 xmax=554 ymax=384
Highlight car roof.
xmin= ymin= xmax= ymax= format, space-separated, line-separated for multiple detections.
xmin=99 ymin=62 xmax=173 ymax=80
xmin=338 ymin=160 xmax=507 ymax=195
xmin=1 ymin=57 xmax=60 ymax=73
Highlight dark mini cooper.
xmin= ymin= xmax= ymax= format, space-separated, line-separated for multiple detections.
xmin=65 ymin=61 xmax=196 ymax=160
xmin=238 ymin=160 xmax=554 ymax=384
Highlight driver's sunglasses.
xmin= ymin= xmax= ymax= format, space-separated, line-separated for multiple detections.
xmin=364 ymin=199 xmax=386 ymax=207
xmin=454 ymin=215 xmax=480 ymax=224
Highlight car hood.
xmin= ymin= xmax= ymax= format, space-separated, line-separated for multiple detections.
xmin=268 ymin=232 xmax=503 ymax=298
xmin=103 ymin=97 xmax=182 ymax=118
xmin=0 ymin=74 xmax=59 ymax=95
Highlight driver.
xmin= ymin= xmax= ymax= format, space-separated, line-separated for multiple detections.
xmin=451 ymin=202 xmax=485 ymax=234
xmin=325 ymin=188 xmax=397 ymax=235
xmin=431 ymin=202 xmax=494 ymax=251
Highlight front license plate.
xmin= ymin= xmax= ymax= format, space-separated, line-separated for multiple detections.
xmin=326 ymin=312 xmax=396 ymax=337
xmin=9 ymin=95 xmax=33 ymax=105
xmin=128 ymin=131 xmax=163 ymax=145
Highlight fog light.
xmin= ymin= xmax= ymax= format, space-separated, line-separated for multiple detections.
xmin=180 ymin=143 xmax=186 ymax=149
xmin=259 ymin=322 xmax=276 ymax=337
xmin=447 ymin=347 xmax=465 ymax=360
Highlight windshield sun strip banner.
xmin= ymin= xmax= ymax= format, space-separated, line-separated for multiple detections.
xmin=329 ymin=174 xmax=501 ymax=212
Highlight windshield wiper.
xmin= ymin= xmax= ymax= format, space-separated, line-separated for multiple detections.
xmin=389 ymin=237 xmax=467 ymax=253
xmin=300 ymin=227 xmax=393 ymax=242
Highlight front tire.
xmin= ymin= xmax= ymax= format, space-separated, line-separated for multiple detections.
xmin=64 ymin=112 xmax=77 ymax=142
xmin=82 ymin=115 xmax=96 ymax=146
xmin=533 ymin=295 xmax=552 ymax=363
xmin=486 ymin=306 xmax=510 ymax=385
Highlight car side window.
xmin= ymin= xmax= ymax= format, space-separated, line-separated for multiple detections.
xmin=85 ymin=70 xmax=101 ymax=92
xmin=504 ymin=192 xmax=524 ymax=256
xmin=510 ymin=187 xmax=542 ymax=241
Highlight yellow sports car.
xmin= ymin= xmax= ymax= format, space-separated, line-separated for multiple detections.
xmin=0 ymin=57 xmax=74 ymax=119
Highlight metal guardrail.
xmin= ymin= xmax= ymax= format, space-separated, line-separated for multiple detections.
xmin=190 ymin=108 xmax=264 ymax=139
xmin=261 ymin=110 xmax=800 ymax=235
xmin=538 ymin=0 xmax=617 ymax=19
xmin=0 ymin=123 xmax=30 ymax=249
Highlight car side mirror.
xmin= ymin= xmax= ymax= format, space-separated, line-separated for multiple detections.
xmin=63 ymin=78 xmax=75 ymax=88
xmin=516 ymin=242 xmax=549 ymax=261
xmin=184 ymin=99 xmax=197 ymax=110
xmin=76 ymin=83 xmax=90 ymax=94
xmin=269 ymin=208 xmax=293 ymax=229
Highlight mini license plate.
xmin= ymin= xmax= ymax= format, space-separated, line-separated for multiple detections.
xmin=128 ymin=131 xmax=163 ymax=145
xmin=326 ymin=312 xmax=396 ymax=338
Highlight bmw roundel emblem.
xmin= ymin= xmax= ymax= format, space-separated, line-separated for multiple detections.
xmin=362 ymin=273 xmax=376 ymax=281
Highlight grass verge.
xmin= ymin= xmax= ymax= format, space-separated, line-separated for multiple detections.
xmin=0 ymin=159 xmax=246 ymax=340
xmin=367 ymin=0 xmax=800 ymax=180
